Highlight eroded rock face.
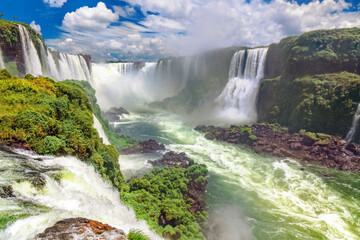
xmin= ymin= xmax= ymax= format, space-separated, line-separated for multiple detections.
xmin=197 ymin=124 xmax=360 ymax=173
xmin=35 ymin=218 xmax=127 ymax=240
xmin=120 ymin=139 xmax=165 ymax=155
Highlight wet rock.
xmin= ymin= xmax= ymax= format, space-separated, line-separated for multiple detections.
xmin=120 ymin=139 xmax=165 ymax=155
xmin=194 ymin=125 xmax=207 ymax=132
xmin=302 ymin=135 xmax=316 ymax=146
xmin=0 ymin=186 xmax=15 ymax=198
xmin=198 ymin=124 xmax=360 ymax=173
xmin=149 ymin=151 xmax=191 ymax=168
xmin=35 ymin=218 xmax=127 ymax=240
xmin=24 ymin=171 xmax=46 ymax=188
xmin=103 ymin=107 xmax=129 ymax=122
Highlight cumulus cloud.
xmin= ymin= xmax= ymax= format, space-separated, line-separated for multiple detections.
xmin=43 ymin=0 xmax=67 ymax=8
xmin=62 ymin=2 xmax=119 ymax=32
xmin=48 ymin=0 xmax=360 ymax=61
xmin=30 ymin=21 xmax=41 ymax=35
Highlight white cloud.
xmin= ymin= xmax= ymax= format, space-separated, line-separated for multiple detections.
xmin=62 ymin=2 xmax=119 ymax=32
xmin=43 ymin=0 xmax=67 ymax=8
xmin=48 ymin=0 xmax=360 ymax=60
xmin=30 ymin=21 xmax=41 ymax=35
xmin=128 ymin=0 xmax=195 ymax=18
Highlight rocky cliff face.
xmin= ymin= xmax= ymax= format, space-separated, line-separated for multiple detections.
xmin=152 ymin=46 xmax=246 ymax=113
xmin=259 ymin=28 xmax=360 ymax=137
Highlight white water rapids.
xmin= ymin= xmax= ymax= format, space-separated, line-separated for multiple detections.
xmin=0 ymin=151 xmax=162 ymax=240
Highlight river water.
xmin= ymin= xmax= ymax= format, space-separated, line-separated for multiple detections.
xmin=116 ymin=111 xmax=360 ymax=240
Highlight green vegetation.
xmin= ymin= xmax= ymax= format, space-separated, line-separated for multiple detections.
xmin=121 ymin=165 xmax=208 ymax=240
xmin=67 ymin=80 xmax=138 ymax=149
xmin=260 ymin=28 xmax=360 ymax=137
xmin=260 ymin=71 xmax=360 ymax=136
xmin=0 ymin=72 xmax=124 ymax=191
xmin=127 ymin=230 xmax=149 ymax=240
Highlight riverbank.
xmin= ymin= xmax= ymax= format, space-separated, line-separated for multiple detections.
xmin=197 ymin=123 xmax=360 ymax=172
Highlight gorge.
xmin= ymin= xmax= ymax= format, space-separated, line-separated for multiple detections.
xmin=1 ymin=18 xmax=360 ymax=240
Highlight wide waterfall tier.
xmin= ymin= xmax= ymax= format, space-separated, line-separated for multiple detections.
xmin=2 ymin=24 xmax=91 ymax=81
xmin=215 ymin=48 xmax=268 ymax=123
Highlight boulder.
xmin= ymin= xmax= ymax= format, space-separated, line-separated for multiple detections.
xmin=35 ymin=218 xmax=127 ymax=240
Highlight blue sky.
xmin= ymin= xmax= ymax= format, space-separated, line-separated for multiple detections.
xmin=1 ymin=0 xmax=359 ymax=61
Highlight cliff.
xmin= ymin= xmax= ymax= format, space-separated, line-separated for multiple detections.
xmin=0 ymin=70 xmax=125 ymax=191
xmin=258 ymin=28 xmax=360 ymax=137
xmin=0 ymin=19 xmax=91 ymax=80
xmin=152 ymin=46 xmax=247 ymax=113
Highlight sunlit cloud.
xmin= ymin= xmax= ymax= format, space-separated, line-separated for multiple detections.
xmin=48 ymin=0 xmax=360 ymax=61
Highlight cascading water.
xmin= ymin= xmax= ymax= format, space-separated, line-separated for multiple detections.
xmin=93 ymin=114 xmax=111 ymax=145
xmin=91 ymin=62 xmax=182 ymax=110
xmin=345 ymin=103 xmax=360 ymax=143
xmin=46 ymin=48 xmax=60 ymax=80
xmin=0 ymin=150 xmax=163 ymax=240
xmin=11 ymin=25 xmax=92 ymax=81
xmin=37 ymin=38 xmax=50 ymax=77
xmin=0 ymin=47 xmax=5 ymax=69
xmin=215 ymin=48 xmax=268 ymax=123
xmin=18 ymin=25 xmax=43 ymax=76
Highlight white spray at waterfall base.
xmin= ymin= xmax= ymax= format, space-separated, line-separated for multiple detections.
xmin=0 ymin=154 xmax=163 ymax=240
xmin=215 ymin=48 xmax=268 ymax=123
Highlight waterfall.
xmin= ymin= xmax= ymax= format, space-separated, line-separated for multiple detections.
xmin=37 ymin=37 xmax=51 ymax=76
xmin=47 ymin=48 xmax=61 ymax=80
xmin=0 ymin=46 xmax=5 ymax=69
xmin=181 ymin=57 xmax=192 ymax=90
xmin=91 ymin=62 xmax=164 ymax=109
xmin=345 ymin=103 xmax=360 ymax=143
xmin=93 ymin=114 xmax=111 ymax=145
xmin=18 ymin=25 xmax=43 ymax=76
xmin=0 ymin=151 xmax=163 ymax=240
xmin=15 ymin=25 xmax=92 ymax=81
xmin=215 ymin=48 xmax=268 ymax=123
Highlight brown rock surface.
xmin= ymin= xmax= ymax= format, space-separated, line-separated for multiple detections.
xmin=198 ymin=124 xmax=360 ymax=173
xmin=35 ymin=218 xmax=127 ymax=240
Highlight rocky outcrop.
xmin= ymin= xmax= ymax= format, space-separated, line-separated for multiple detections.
xmin=0 ymin=186 xmax=15 ymax=198
xmin=120 ymin=139 xmax=165 ymax=155
xmin=35 ymin=218 xmax=127 ymax=240
xmin=149 ymin=151 xmax=191 ymax=168
xmin=198 ymin=124 xmax=360 ymax=172
xmin=103 ymin=107 xmax=130 ymax=122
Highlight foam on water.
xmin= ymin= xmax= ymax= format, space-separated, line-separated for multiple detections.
xmin=0 ymin=152 xmax=163 ymax=240
xmin=117 ymin=112 xmax=360 ymax=240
